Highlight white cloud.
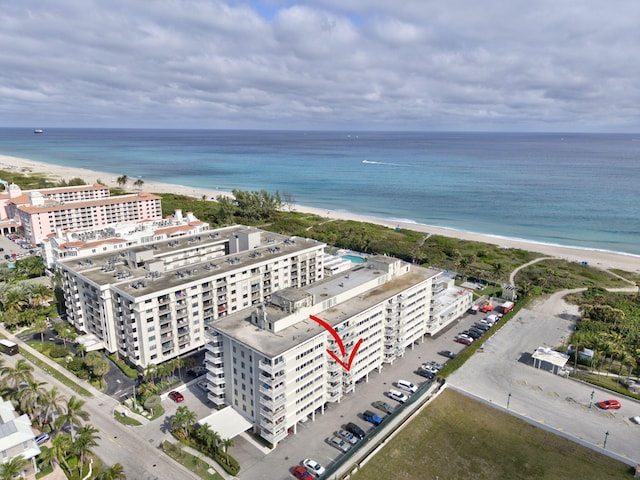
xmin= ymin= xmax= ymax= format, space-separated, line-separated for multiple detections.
xmin=0 ymin=0 xmax=639 ymax=131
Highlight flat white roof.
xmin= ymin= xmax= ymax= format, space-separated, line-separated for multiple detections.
xmin=532 ymin=347 xmax=569 ymax=368
xmin=198 ymin=407 xmax=252 ymax=440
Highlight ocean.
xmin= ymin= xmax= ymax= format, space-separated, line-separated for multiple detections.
xmin=0 ymin=128 xmax=639 ymax=256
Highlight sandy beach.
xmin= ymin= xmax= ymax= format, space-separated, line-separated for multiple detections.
xmin=2 ymin=153 xmax=640 ymax=274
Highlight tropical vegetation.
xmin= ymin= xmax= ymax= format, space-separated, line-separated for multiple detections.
xmin=170 ymin=405 xmax=240 ymax=476
xmin=0 ymin=357 xmax=125 ymax=479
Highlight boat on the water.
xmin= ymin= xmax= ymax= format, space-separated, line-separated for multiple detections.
xmin=33 ymin=129 xmax=43 ymax=134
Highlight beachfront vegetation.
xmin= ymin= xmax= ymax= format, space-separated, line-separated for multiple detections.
xmin=351 ymin=388 xmax=633 ymax=480
xmin=566 ymin=288 xmax=640 ymax=391
xmin=0 ymin=168 xmax=88 ymax=190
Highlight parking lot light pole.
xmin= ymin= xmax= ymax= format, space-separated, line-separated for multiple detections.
xmin=604 ymin=431 xmax=609 ymax=449
xmin=589 ymin=390 xmax=594 ymax=408
xmin=507 ymin=392 xmax=512 ymax=409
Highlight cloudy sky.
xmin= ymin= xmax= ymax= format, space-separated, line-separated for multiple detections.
xmin=2 ymin=0 xmax=639 ymax=131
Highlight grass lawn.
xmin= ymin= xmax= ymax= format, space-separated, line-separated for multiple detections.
xmin=353 ymin=389 xmax=634 ymax=480
xmin=162 ymin=441 xmax=222 ymax=480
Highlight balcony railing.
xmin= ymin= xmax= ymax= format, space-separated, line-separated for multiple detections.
xmin=258 ymin=360 xmax=285 ymax=375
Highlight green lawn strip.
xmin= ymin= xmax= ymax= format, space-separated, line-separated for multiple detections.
xmin=108 ymin=353 xmax=139 ymax=379
xmin=19 ymin=349 xmax=92 ymax=397
xmin=352 ymin=389 xmax=633 ymax=480
xmin=162 ymin=440 xmax=223 ymax=480
xmin=113 ymin=410 xmax=142 ymax=426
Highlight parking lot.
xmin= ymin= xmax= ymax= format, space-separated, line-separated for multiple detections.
xmin=448 ymin=307 xmax=640 ymax=465
xmin=0 ymin=233 xmax=41 ymax=262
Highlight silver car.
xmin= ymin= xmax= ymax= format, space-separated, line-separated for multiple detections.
xmin=328 ymin=435 xmax=350 ymax=453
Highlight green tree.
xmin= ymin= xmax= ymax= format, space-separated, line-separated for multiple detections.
xmin=56 ymin=396 xmax=89 ymax=440
xmin=39 ymin=386 xmax=66 ymax=431
xmin=0 ymin=358 xmax=34 ymax=390
xmin=215 ymin=195 xmax=237 ymax=224
xmin=73 ymin=424 xmax=100 ymax=465
xmin=0 ymin=454 xmax=28 ymax=480
xmin=50 ymin=433 xmax=73 ymax=473
xmin=34 ymin=316 xmax=48 ymax=345
xmin=28 ymin=282 xmax=53 ymax=307
xmin=98 ymin=463 xmax=127 ymax=480
xmin=171 ymin=406 xmax=196 ymax=437
xmin=116 ymin=175 xmax=128 ymax=189
xmin=18 ymin=378 xmax=47 ymax=418
xmin=133 ymin=178 xmax=144 ymax=191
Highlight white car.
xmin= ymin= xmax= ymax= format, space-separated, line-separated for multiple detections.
xmin=397 ymin=379 xmax=418 ymax=393
xmin=388 ymin=389 xmax=409 ymax=403
xmin=632 ymin=416 xmax=640 ymax=425
xmin=302 ymin=458 xmax=325 ymax=478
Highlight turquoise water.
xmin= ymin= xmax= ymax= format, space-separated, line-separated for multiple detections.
xmin=342 ymin=255 xmax=366 ymax=263
xmin=0 ymin=129 xmax=639 ymax=256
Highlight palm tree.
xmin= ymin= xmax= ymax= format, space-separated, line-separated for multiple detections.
xmin=39 ymin=386 xmax=66 ymax=431
xmin=0 ymin=358 xmax=34 ymax=390
xmin=1 ymin=286 xmax=30 ymax=313
xmin=50 ymin=433 xmax=73 ymax=473
xmin=171 ymin=406 xmax=196 ymax=438
xmin=34 ymin=316 xmax=48 ymax=345
xmin=18 ymin=378 xmax=48 ymax=418
xmin=28 ymin=283 xmax=53 ymax=307
xmin=0 ymin=454 xmax=28 ymax=480
xmin=116 ymin=175 xmax=128 ymax=189
xmin=220 ymin=438 xmax=234 ymax=464
xmin=56 ymin=396 xmax=89 ymax=440
xmin=133 ymin=179 xmax=144 ymax=191
xmin=98 ymin=463 xmax=126 ymax=480
xmin=74 ymin=424 xmax=100 ymax=466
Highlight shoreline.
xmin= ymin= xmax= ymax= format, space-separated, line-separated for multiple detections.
xmin=2 ymin=153 xmax=640 ymax=273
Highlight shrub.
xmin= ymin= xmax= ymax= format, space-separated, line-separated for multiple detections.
xmin=49 ymin=344 xmax=69 ymax=358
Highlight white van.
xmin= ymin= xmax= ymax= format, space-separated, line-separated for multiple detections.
xmin=397 ymin=379 xmax=417 ymax=393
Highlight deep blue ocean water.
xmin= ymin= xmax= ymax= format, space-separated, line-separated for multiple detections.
xmin=0 ymin=128 xmax=639 ymax=256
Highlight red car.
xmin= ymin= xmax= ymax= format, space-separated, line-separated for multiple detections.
xmin=292 ymin=466 xmax=313 ymax=480
xmin=597 ymin=399 xmax=621 ymax=410
xmin=168 ymin=391 xmax=184 ymax=403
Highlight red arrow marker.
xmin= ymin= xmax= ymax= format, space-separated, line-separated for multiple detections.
xmin=310 ymin=315 xmax=363 ymax=372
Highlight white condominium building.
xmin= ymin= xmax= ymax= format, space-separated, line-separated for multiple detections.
xmin=0 ymin=397 xmax=41 ymax=480
xmin=57 ymin=226 xmax=326 ymax=369
xmin=206 ymin=256 xmax=443 ymax=446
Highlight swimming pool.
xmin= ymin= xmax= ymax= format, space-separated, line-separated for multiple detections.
xmin=342 ymin=255 xmax=366 ymax=264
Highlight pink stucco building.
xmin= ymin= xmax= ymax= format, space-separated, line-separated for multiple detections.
xmin=0 ymin=182 xmax=162 ymax=243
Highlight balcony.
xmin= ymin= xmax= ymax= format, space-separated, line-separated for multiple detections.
xmin=259 ymin=381 xmax=285 ymax=397
xmin=259 ymin=394 xmax=286 ymax=411
xmin=207 ymin=365 xmax=224 ymax=376
xmin=258 ymin=360 xmax=285 ymax=375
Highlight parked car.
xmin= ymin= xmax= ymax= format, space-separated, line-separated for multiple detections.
xmin=292 ymin=465 xmax=314 ymax=479
xmin=425 ymin=361 xmax=444 ymax=370
xmin=388 ymin=389 xmax=409 ymax=403
xmin=168 ymin=391 xmax=184 ymax=403
xmin=468 ymin=327 xmax=485 ymax=337
xmin=462 ymin=330 xmax=481 ymax=340
xmin=345 ymin=422 xmax=366 ymax=439
xmin=631 ymin=416 xmax=640 ymax=424
xmin=328 ymin=435 xmax=350 ymax=453
xmin=473 ymin=322 xmax=491 ymax=331
xmin=416 ymin=369 xmax=435 ymax=380
xmin=337 ymin=428 xmax=359 ymax=445
xmin=454 ymin=335 xmax=473 ymax=346
xmin=372 ymin=400 xmax=395 ymax=415
xmin=397 ymin=379 xmax=418 ymax=393
xmin=438 ymin=350 xmax=457 ymax=359
xmin=363 ymin=410 xmax=383 ymax=426
xmin=419 ymin=364 xmax=438 ymax=375
xmin=34 ymin=433 xmax=50 ymax=445
xmin=597 ymin=399 xmax=621 ymax=410
xmin=302 ymin=459 xmax=325 ymax=478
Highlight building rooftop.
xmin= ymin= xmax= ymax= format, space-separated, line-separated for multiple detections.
xmin=59 ymin=226 xmax=325 ymax=298
xmin=17 ymin=191 xmax=161 ymax=214
xmin=212 ymin=261 xmax=439 ymax=357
